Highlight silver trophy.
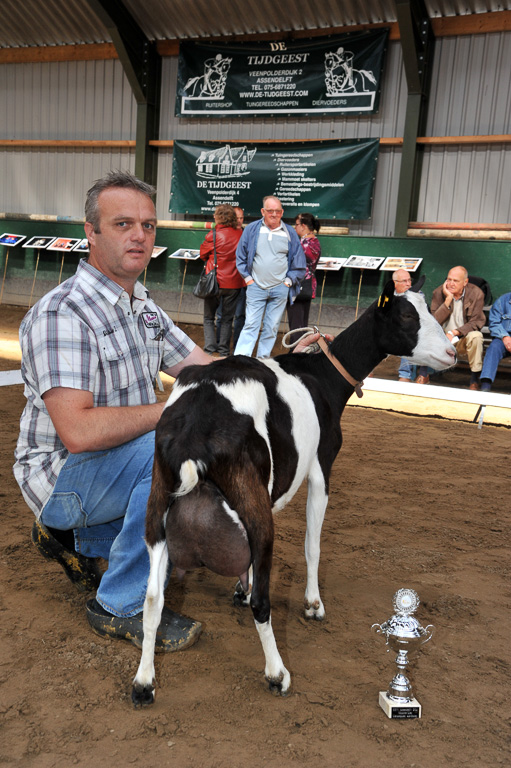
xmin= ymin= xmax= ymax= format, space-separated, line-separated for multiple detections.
xmin=372 ymin=588 xmax=434 ymax=719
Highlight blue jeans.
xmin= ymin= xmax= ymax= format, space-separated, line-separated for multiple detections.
xmin=40 ymin=432 xmax=158 ymax=617
xmin=481 ymin=338 xmax=511 ymax=382
xmin=398 ymin=358 xmax=417 ymax=380
xmin=234 ymin=282 xmax=289 ymax=358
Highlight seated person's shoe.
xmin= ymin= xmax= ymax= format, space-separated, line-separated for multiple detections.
xmin=398 ymin=377 xmax=410 ymax=382
xmin=86 ymin=598 xmax=202 ymax=653
xmin=31 ymin=519 xmax=102 ymax=593
xmin=469 ymin=381 xmax=481 ymax=391
xmin=415 ymin=374 xmax=430 ymax=385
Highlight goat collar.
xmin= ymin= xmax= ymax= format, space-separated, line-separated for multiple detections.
xmin=317 ymin=336 xmax=364 ymax=398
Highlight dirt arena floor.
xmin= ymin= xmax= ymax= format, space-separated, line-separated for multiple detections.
xmin=1 ymin=305 xmax=510 ymax=768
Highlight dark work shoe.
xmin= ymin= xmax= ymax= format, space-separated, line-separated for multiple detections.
xmin=85 ymin=598 xmax=202 ymax=653
xmin=31 ymin=519 xmax=102 ymax=593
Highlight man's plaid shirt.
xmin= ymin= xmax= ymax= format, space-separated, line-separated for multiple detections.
xmin=14 ymin=259 xmax=195 ymax=516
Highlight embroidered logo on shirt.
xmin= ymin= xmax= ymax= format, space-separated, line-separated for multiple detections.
xmin=142 ymin=312 xmax=160 ymax=329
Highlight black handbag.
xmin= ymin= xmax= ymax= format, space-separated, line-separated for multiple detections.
xmin=193 ymin=230 xmax=219 ymax=299
xmin=295 ymin=274 xmax=313 ymax=302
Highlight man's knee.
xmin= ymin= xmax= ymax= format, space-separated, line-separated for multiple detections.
xmin=465 ymin=330 xmax=484 ymax=353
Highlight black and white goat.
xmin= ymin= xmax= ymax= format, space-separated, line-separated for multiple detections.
xmin=132 ymin=281 xmax=455 ymax=706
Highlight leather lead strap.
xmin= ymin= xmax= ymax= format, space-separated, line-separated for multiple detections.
xmin=317 ymin=336 xmax=364 ymax=399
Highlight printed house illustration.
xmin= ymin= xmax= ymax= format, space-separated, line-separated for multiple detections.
xmin=196 ymin=144 xmax=256 ymax=177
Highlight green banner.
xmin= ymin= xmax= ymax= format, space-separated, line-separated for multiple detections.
xmin=169 ymin=139 xmax=379 ymax=219
xmin=176 ymin=30 xmax=389 ymax=117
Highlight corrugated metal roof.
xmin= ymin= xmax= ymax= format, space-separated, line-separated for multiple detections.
xmin=1 ymin=0 xmax=509 ymax=48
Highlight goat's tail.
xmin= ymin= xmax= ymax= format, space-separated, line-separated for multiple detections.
xmin=173 ymin=459 xmax=207 ymax=498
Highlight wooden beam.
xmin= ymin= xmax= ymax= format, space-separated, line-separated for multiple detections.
xmin=432 ymin=11 xmax=511 ymax=37
xmin=1 ymin=136 xmax=509 ymax=150
xmin=148 ymin=139 xmax=405 ymax=147
xmin=2 ymin=11 xmax=510 ymax=66
xmin=155 ymin=40 xmax=184 ymax=57
xmin=0 ymin=43 xmax=117 ymax=64
xmin=0 ymin=140 xmax=135 ymax=147
xmin=410 ymin=222 xmax=511 ymax=230
xmin=152 ymin=135 xmax=507 ymax=147
xmin=417 ymin=135 xmax=511 ymax=145
xmin=407 ymin=228 xmax=511 ymax=240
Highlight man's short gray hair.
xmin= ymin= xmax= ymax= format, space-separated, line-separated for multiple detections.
xmin=85 ymin=170 xmax=156 ymax=233
xmin=262 ymin=195 xmax=282 ymax=210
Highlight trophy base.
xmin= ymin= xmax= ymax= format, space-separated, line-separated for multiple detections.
xmin=379 ymin=691 xmax=422 ymax=719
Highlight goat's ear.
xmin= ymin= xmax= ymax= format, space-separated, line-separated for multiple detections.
xmin=376 ymin=279 xmax=395 ymax=313
xmin=409 ymin=274 xmax=426 ymax=292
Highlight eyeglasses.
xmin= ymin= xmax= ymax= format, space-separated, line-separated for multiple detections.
xmin=263 ymin=209 xmax=282 ymax=215
xmin=395 ymin=279 xmax=411 ymax=284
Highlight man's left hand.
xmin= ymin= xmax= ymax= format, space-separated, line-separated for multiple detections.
xmin=293 ymin=332 xmax=334 ymax=353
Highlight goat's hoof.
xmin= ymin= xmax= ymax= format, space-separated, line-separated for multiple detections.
xmin=304 ymin=599 xmax=325 ymax=621
xmin=266 ymin=670 xmax=291 ymax=697
xmin=304 ymin=610 xmax=325 ymax=621
xmin=132 ymin=683 xmax=155 ymax=708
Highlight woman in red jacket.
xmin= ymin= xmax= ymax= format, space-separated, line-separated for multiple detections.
xmin=199 ymin=204 xmax=244 ymax=355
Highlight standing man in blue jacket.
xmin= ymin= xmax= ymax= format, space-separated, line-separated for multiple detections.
xmin=234 ymin=195 xmax=306 ymax=358
xmin=479 ymin=291 xmax=511 ymax=391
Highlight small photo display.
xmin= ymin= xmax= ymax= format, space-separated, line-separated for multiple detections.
xmin=380 ymin=257 xmax=423 ymax=272
xmin=168 ymin=248 xmax=201 ymax=260
xmin=151 ymin=245 xmax=167 ymax=258
xmin=22 ymin=236 xmax=56 ymax=249
xmin=47 ymin=237 xmax=82 ymax=252
xmin=343 ymin=255 xmax=385 ymax=270
xmin=316 ymin=257 xmax=346 ymax=271
xmin=72 ymin=238 xmax=90 ymax=252
xmin=0 ymin=233 xmax=26 ymax=247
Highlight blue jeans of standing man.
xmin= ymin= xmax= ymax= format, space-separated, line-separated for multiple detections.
xmin=40 ymin=432 xmax=157 ymax=618
xmin=234 ymin=281 xmax=289 ymax=358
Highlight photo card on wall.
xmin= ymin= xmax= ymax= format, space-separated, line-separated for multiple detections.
xmin=0 ymin=233 xmax=26 ymax=247
xmin=22 ymin=236 xmax=56 ymax=249
xmin=343 ymin=255 xmax=384 ymax=270
xmin=316 ymin=257 xmax=346 ymax=271
xmin=168 ymin=248 xmax=201 ymax=260
xmin=47 ymin=238 xmax=82 ymax=252
xmin=72 ymin=238 xmax=90 ymax=253
xmin=380 ymin=257 xmax=423 ymax=272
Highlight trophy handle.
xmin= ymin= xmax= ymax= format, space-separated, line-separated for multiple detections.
xmin=371 ymin=623 xmax=390 ymax=645
xmin=422 ymin=624 xmax=435 ymax=645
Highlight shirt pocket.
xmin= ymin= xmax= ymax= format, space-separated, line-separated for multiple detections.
xmin=99 ymin=333 xmax=130 ymax=391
